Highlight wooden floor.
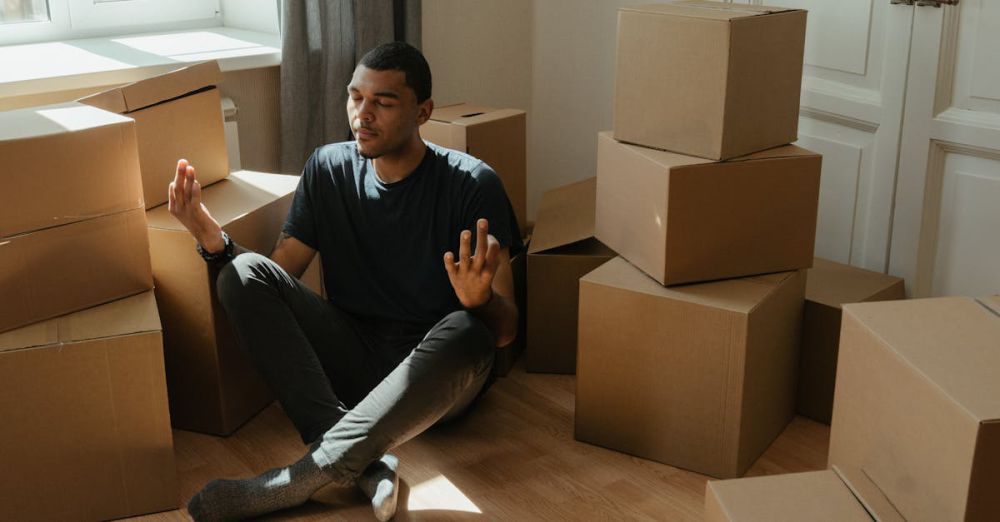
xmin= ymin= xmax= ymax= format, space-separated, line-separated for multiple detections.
xmin=128 ymin=360 xmax=829 ymax=521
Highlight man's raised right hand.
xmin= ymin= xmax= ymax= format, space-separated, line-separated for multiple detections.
xmin=168 ymin=159 xmax=225 ymax=253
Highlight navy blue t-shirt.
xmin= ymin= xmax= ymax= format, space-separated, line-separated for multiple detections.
xmin=283 ymin=141 xmax=522 ymax=326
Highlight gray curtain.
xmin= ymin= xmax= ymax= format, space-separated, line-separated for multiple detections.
xmin=280 ymin=0 xmax=422 ymax=174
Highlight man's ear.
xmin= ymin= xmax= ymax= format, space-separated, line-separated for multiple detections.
xmin=416 ymin=98 xmax=434 ymax=126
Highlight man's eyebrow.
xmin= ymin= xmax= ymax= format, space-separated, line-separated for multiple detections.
xmin=373 ymin=91 xmax=400 ymax=99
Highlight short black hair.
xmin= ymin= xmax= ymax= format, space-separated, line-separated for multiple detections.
xmin=359 ymin=42 xmax=432 ymax=103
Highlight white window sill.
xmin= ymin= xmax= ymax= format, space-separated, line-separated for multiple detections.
xmin=0 ymin=27 xmax=280 ymax=100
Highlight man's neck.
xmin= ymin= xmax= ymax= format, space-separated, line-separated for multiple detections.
xmin=372 ymin=137 xmax=427 ymax=184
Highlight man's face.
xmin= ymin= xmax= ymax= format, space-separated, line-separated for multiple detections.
xmin=346 ymin=65 xmax=430 ymax=159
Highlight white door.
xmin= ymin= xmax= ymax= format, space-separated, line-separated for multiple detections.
xmin=888 ymin=0 xmax=1000 ymax=297
xmin=741 ymin=0 xmax=914 ymax=270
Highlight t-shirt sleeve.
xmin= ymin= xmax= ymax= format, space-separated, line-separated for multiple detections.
xmin=466 ymin=162 xmax=524 ymax=257
xmin=282 ymin=151 xmax=320 ymax=250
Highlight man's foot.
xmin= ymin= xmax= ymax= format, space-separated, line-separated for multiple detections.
xmin=187 ymin=444 xmax=349 ymax=522
xmin=357 ymin=454 xmax=400 ymax=521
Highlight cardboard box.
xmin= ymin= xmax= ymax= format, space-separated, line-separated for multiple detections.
xmin=421 ymin=103 xmax=527 ymax=235
xmin=613 ymin=1 xmax=806 ymax=160
xmin=0 ymin=207 xmax=154 ymax=333
xmin=0 ymin=291 xmax=178 ymax=521
xmin=80 ymin=61 xmax=229 ymax=209
xmin=526 ymin=178 xmax=615 ymax=374
xmin=0 ymin=102 xmax=143 ymax=237
xmin=829 ymin=296 xmax=1000 ymax=522
xmin=797 ymin=258 xmax=905 ymax=424
xmin=595 ymin=132 xmax=821 ymax=286
xmin=705 ymin=466 xmax=903 ymax=522
xmin=145 ymin=170 xmax=300 ymax=435
xmin=575 ymin=257 xmax=805 ymax=478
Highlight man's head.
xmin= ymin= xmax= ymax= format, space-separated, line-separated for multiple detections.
xmin=347 ymin=42 xmax=433 ymax=159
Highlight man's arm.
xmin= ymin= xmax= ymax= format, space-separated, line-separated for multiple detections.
xmin=169 ymin=159 xmax=317 ymax=277
xmin=443 ymin=219 xmax=518 ymax=347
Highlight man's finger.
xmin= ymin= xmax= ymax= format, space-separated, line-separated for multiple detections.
xmin=484 ymin=234 xmax=501 ymax=272
xmin=443 ymin=251 xmax=457 ymax=277
xmin=472 ymin=219 xmax=488 ymax=272
xmin=191 ymin=178 xmax=203 ymax=207
xmin=167 ymin=181 xmax=176 ymax=213
xmin=184 ymin=166 xmax=196 ymax=204
xmin=458 ymin=230 xmax=472 ymax=269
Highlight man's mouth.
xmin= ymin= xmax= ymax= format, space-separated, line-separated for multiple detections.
xmin=356 ymin=127 xmax=378 ymax=139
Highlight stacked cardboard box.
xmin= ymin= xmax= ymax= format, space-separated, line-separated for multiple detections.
xmin=0 ymin=102 xmax=176 ymax=518
xmin=572 ymin=1 xmax=819 ymax=479
xmin=0 ymin=292 xmax=178 ymax=521
xmin=82 ymin=63 xmax=312 ymax=435
xmin=796 ymin=258 xmax=905 ymax=424
xmin=828 ymin=296 xmax=1000 ymax=521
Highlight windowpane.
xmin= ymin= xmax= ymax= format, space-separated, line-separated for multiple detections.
xmin=0 ymin=0 xmax=50 ymax=24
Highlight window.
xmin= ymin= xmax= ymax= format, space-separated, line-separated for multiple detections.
xmin=0 ymin=1 xmax=50 ymax=24
xmin=0 ymin=0 xmax=221 ymax=46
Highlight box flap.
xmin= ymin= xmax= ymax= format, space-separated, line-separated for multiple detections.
xmin=430 ymin=103 xmax=497 ymax=123
xmin=581 ymin=257 xmax=791 ymax=314
xmin=705 ymin=470 xmax=875 ymax=521
xmin=807 ymin=258 xmax=905 ymax=309
xmin=622 ymin=1 xmax=799 ymax=22
xmin=843 ymin=297 xmax=1000 ymax=422
xmin=0 ymin=291 xmax=160 ymax=352
xmin=79 ymin=61 xmax=222 ymax=113
xmin=146 ymin=170 xmax=300 ymax=231
xmin=0 ymin=102 xmax=133 ymax=141
xmin=727 ymin=144 xmax=820 ymax=163
xmin=529 ymin=177 xmax=598 ymax=254
xmin=833 ymin=466 xmax=906 ymax=522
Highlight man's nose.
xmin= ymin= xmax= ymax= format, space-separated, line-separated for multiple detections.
xmin=357 ymin=99 xmax=375 ymax=121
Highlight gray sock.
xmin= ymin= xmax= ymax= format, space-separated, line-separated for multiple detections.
xmin=187 ymin=443 xmax=350 ymax=522
xmin=357 ymin=454 xmax=400 ymax=521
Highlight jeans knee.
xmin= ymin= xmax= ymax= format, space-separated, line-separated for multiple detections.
xmin=216 ymin=252 xmax=270 ymax=307
xmin=438 ymin=311 xmax=495 ymax=363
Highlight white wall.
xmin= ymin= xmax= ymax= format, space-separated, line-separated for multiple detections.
xmin=424 ymin=0 xmax=645 ymax=221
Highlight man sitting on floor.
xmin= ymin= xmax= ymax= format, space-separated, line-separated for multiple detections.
xmin=169 ymin=41 xmax=522 ymax=521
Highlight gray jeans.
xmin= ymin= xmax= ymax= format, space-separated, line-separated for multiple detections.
xmin=216 ymin=253 xmax=495 ymax=479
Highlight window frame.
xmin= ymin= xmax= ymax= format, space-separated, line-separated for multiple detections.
xmin=0 ymin=0 xmax=222 ymax=46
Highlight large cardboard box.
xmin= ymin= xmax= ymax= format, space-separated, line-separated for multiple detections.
xmin=80 ymin=61 xmax=229 ymax=209
xmin=526 ymin=178 xmax=615 ymax=374
xmin=829 ymin=296 xmax=1000 ymax=522
xmin=145 ymin=170 xmax=300 ymax=435
xmin=0 ymin=207 xmax=154 ymax=333
xmin=595 ymin=132 xmax=821 ymax=286
xmin=613 ymin=2 xmax=806 ymax=160
xmin=0 ymin=102 xmax=143 ymax=237
xmin=705 ymin=466 xmax=903 ymax=522
xmin=0 ymin=291 xmax=178 ymax=521
xmin=421 ymin=103 xmax=527 ymax=235
xmin=575 ymin=257 xmax=805 ymax=478
xmin=797 ymin=258 xmax=905 ymax=424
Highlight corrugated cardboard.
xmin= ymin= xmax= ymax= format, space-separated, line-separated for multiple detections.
xmin=0 ymin=102 xmax=143 ymax=237
xmin=145 ymin=170 xmax=300 ymax=435
xmin=0 ymin=292 xmax=177 ymax=521
xmin=613 ymin=1 xmax=806 ymax=160
xmin=595 ymin=132 xmax=821 ymax=286
xmin=829 ymin=296 xmax=1000 ymax=522
xmin=79 ymin=61 xmax=228 ymax=209
xmin=704 ymin=466 xmax=904 ymax=522
xmin=526 ymin=178 xmax=615 ymax=374
xmin=797 ymin=258 xmax=905 ymax=424
xmin=575 ymin=257 xmax=805 ymax=478
xmin=0 ymin=207 xmax=154 ymax=333
xmin=421 ymin=102 xmax=528 ymax=235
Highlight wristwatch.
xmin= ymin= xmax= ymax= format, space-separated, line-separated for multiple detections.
xmin=196 ymin=231 xmax=235 ymax=263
